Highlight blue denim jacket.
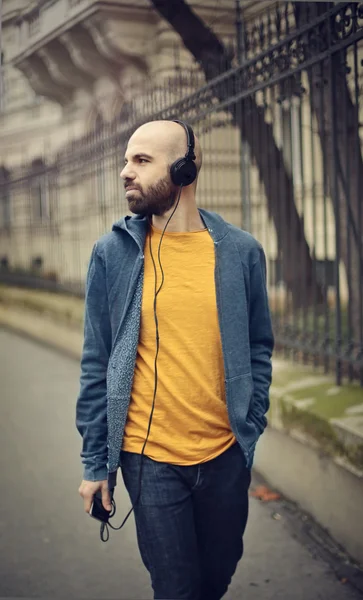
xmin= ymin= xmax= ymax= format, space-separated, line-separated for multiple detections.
xmin=76 ymin=208 xmax=274 ymax=488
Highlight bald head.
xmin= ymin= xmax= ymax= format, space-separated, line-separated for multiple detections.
xmin=129 ymin=120 xmax=202 ymax=179
xmin=121 ymin=120 xmax=202 ymax=217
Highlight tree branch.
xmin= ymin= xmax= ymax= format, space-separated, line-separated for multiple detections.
xmin=150 ymin=0 xmax=321 ymax=307
xmin=150 ymin=0 xmax=230 ymax=79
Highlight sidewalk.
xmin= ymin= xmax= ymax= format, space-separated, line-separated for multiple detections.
xmin=2 ymin=327 xmax=363 ymax=599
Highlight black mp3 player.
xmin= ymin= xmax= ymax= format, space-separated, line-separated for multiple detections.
xmin=89 ymin=490 xmax=113 ymax=523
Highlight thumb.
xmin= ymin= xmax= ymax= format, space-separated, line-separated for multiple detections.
xmin=101 ymin=487 xmax=112 ymax=511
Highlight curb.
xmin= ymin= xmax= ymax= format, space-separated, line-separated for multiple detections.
xmin=0 ymin=304 xmax=83 ymax=362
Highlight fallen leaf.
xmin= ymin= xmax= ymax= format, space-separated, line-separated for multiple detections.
xmin=250 ymin=485 xmax=269 ymax=497
xmin=263 ymin=492 xmax=281 ymax=501
xmin=250 ymin=485 xmax=281 ymax=502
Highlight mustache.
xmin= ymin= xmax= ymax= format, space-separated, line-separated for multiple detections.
xmin=124 ymin=181 xmax=141 ymax=191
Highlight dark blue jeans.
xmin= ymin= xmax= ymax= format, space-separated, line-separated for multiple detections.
xmin=120 ymin=443 xmax=251 ymax=600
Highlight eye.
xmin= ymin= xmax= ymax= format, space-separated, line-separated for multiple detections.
xmin=139 ymin=158 xmax=148 ymax=164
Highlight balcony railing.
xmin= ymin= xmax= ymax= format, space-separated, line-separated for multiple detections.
xmin=13 ymin=0 xmax=94 ymax=56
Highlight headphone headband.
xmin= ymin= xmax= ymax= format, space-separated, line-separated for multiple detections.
xmin=173 ymin=120 xmax=196 ymax=161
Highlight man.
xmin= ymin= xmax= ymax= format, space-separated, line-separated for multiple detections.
xmin=77 ymin=119 xmax=274 ymax=600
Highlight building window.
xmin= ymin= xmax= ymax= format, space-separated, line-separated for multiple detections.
xmin=0 ymin=52 xmax=4 ymax=113
xmin=282 ymin=96 xmax=303 ymax=187
xmin=274 ymin=95 xmax=303 ymax=188
xmin=30 ymin=159 xmax=50 ymax=224
xmin=32 ymin=179 xmax=49 ymax=222
xmin=0 ymin=167 xmax=11 ymax=229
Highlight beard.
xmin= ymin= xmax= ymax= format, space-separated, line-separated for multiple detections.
xmin=125 ymin=174 xmax=178 ymax=217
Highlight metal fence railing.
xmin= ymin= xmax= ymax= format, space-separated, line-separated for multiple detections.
xmin=0 ymin=2 xmax=362 ymax=385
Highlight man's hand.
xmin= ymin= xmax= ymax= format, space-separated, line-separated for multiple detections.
xmin=78 ymin=479 xmax=112 ymax=514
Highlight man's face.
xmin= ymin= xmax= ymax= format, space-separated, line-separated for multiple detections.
xmin=120 ymin=136 xmax=178 ymax=217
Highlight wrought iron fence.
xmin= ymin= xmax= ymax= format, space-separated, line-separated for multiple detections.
xmin=0 ymin=2 xmax=362 ymax=385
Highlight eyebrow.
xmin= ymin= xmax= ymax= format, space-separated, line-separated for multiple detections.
xmin=124 ymin=153 xmax=153 ymax=163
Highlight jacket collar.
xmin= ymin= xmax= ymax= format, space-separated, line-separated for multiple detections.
xmin=112 ymin=208 xmax=229 ymax=252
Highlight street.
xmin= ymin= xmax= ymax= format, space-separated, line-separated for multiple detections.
xmin=0 ymin=327 xmax=362 ymax=600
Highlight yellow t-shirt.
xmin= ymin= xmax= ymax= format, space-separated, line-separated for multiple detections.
xmin=122 ymin=223 xmax=236 ymax=464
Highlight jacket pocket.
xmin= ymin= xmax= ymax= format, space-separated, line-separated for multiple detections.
xmin=247 ymin=409 xmax=267 ymax=435
xmin=226 ymin=372 xmax=258 ymax=454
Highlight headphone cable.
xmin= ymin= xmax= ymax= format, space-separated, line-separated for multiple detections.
xmin=98 ymin=184 xmax=184 ymax=541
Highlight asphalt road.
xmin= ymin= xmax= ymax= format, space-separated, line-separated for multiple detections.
xmin=0 ymin=327 xmax=362 ymax=600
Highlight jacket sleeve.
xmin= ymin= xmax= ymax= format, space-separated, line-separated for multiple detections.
xmin=76 ymin=243 xmax=112 ymax=481
xmin=248 ymin=246 xmax=274 ymax=433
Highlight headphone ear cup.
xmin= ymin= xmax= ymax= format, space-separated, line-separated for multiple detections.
xmin=170 ymin=158 xmax=186 ymax=186
xmin=170 ymin=158 xmax=197 ymax=186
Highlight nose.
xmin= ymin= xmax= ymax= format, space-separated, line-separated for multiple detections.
xmin=120 ymin=163 xmax=135 ymax=181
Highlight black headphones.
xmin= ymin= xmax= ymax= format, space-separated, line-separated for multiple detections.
xmin=170 ymin=120 xmax=197 ymax=187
